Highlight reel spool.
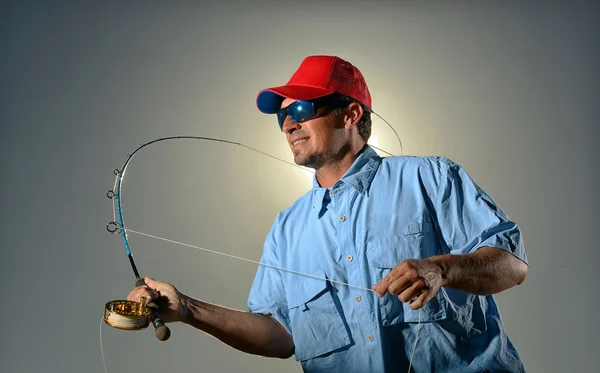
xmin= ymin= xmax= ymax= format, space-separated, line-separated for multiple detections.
xmin=104 ymin=297 xmax=151 ymax=330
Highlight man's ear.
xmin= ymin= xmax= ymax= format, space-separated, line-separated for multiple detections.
xmin=344 ymin=102 xmax=364 ymax=129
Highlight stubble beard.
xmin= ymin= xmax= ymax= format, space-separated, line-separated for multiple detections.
xmin=294 ymin=149 xmax=328 ymax=170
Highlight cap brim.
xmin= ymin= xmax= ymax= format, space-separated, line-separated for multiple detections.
xmin=256 ymin=85 xmax=335 ymax=114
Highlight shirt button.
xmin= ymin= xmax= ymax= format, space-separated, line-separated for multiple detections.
xmin=329 ymin=190 xmax=334 ymax=196
xmin=355 ymin=295 xmax=361 ymax=302
xmin=367 ymin=335 xmax=374 ymax=341
xmin=339 ymin=215 xmax=346 ymax=222
xmin=338 ymin=182 xmax=344 ymax=187
xmin=347 ymin=255 xmax=353 ymax=262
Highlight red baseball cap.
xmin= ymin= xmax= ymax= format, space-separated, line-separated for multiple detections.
xmin=256 ymin=55 xmax=372 ymax=114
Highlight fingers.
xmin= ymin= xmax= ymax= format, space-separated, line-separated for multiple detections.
xmin=397 ymin=279 xmax=426 ymax=303
xmin=372 ymin=266 xmax=405 ymax=297
xmin=371 ymin=266 xmax=430 ymax=307
xmin=372 ymin=262 xmax=417 ymax=296
xmin=372 ymin=273 xmax=389 ymax=297
xmin=126 ymin=287 xmax=158 ymax=303
xmin=372 ymin=259 xmax=442 ymax=312
xmin=144 ymin=276 xmax=159 ymax=289
xmin=408 ymin=289 xmax=431 ymax=310
xmin=126 ymin=279 xmax=160 ymax=303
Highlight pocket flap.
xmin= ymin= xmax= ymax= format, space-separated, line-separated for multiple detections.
xmin=286 ymin=273 xmax=330 ymax=309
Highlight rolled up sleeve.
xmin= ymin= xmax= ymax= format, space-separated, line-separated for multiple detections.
xmin=434 ymin=159 xmax=527 ymax=264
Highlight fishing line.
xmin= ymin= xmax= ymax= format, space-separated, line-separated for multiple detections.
xmin=123 ymin=227 xmax=376 ymax=293
xmin=100 ymin=317 xmax=108 ymax=373
xmin=371 ymin=110 xmax=403 ymax=156
xmin=407 ymin=310 xmax=421 ymax=373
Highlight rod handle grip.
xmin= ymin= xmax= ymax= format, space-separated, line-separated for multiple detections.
xmin=135 ymin=277 xmax=171 ymax=341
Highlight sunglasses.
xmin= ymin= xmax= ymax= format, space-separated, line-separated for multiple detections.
xmin=276 ymin=95 xmax=351 ymax=129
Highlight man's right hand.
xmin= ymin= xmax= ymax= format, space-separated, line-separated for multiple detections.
xmin=127 ymin=277 xmax=187 ymax=323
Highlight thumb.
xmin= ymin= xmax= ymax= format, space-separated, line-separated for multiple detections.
xmin=144 ymin=276 xmax=158 ymax=289
xmin=372 ymin=283 xmax=383 ymax=297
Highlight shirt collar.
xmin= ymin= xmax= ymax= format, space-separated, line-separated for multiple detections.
xmin=311 ymin=145 xmax=381 ymax=212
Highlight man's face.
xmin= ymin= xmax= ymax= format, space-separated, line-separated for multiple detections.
xmin=280 ymin=97 xmax=347 ymax=169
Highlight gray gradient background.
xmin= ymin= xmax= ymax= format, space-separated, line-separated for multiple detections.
xmin=1 ymin=1 xmax=598 ymax=372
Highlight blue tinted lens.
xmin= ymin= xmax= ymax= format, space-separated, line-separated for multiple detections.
xmin=289 ymin=101 xmax=315 ymax=123
xmin=277 ymin=111 xmax=287 ymax=127
xmin=277 ymin=100 xmax=316 ymax=129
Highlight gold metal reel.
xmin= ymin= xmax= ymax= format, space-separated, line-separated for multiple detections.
xmin=104 ymin=297 xmax=151 ymax=330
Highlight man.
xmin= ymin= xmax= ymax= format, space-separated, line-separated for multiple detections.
xmin=128 ymin=55 xmax=528 ymax=372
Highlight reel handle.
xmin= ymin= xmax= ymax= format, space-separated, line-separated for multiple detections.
xmin=135 ymin=277 xmax=171 ymax=341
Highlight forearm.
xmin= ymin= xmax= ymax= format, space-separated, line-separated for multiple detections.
xmin=429 ymin=246 xmax=527 ymax=295
xmin=180 ymin=295 xmax=294 ymax=359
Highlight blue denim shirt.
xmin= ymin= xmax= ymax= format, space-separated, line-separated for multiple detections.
xmin=248 ymin=145 xmax=527 ymax=373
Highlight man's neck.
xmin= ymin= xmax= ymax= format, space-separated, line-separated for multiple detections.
xmin=314 ymin=144 xmax=366 ymax=189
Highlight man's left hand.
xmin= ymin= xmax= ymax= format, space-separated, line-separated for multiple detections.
xmin=372 ymin=258 xmax=444 ymax=310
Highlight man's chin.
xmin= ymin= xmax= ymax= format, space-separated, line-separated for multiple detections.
xmin=291 ymin=149 xmax=303 ymax=162
xmin=292 ymin=152 xmax=309 ymax=167
xmin=293 ymin=155 xmax=307 ymax=166
xmin=294 ymin=153 xmax=322 ymax=170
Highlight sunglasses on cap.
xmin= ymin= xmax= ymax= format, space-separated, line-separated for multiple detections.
xmin=276 ymin=95 xmax=352 ymax=129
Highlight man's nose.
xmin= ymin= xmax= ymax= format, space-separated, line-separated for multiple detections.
xmin=281 ymin=117 xmax=300 ymax=134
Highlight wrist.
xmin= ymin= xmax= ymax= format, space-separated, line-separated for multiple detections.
xmin=180 ymin=294 xmax=193 ymax=324
xmin=426 ymin=254 xmax=452 ymax=288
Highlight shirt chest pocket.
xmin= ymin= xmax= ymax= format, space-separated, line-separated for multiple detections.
xmin=286 ymin=275 xmax=353 ymax=362
xmin=367 ymin=225 xmax=447 ymax=326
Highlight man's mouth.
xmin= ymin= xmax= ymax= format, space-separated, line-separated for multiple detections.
xmin=291 ymin=138 xmax=308 ymax=147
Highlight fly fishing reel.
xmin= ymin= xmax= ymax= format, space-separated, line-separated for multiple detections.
xmin=104 ymin=297 xmax=151 ymax=330
xmin=102 ymin=276 xmax=171 ymax=341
